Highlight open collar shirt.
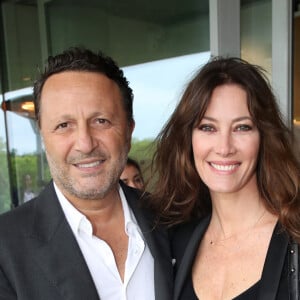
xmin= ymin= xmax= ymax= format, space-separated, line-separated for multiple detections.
xmin=54 ymin=183 xmax=155 ymax=300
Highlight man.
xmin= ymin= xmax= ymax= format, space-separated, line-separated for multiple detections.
xmin=0 ymin=48 xmax=173 ymax=300
xmin=120 ymin=158 xmax=145 ymax=190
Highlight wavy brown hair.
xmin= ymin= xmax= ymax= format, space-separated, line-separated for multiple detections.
xmin=150 ymin=57 xmax=300 ymax=243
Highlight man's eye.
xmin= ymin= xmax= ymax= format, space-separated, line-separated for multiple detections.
xmin=96 ymin=118 xmax=107 ymax=124
xmin=95 ymin=118 xmax=111 ymax=126
xmin=94 ymin=118 xmax=111 ymax=128
xmin=56 ymin=122 xmax=69 ymax=129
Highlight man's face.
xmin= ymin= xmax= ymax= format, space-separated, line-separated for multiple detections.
xmin=39 ymin=71 xmax=134 ymax=203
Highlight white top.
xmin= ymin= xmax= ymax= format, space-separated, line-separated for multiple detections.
xmin=54 ymin=183 xmax=155 ymax=300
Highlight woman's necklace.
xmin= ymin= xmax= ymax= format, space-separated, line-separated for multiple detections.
xmin=209 ymin=209 xmax=267 ymax=246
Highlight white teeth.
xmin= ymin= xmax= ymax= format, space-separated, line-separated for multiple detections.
xmin=77 ymin=161 xmax=101 ymax=168
xmin=210 ymin=163 xmax=238 ymax=171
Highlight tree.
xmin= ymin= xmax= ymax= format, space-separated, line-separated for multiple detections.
xmin=0 ymin=137 xmax=11 ymax=212
xmin=129 ymin=138 xmax=157 ymax=191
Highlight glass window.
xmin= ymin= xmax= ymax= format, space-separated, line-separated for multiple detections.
xmin=1 ymin=0 xmax=210 ymax=201
xmin=3 ymin=92 xmax=50 ymax=206
xmin=0 ymin=103 xmax=11 ymax=212
xmin=45 ymin=0 xmax=209 ymax=65
xmin=1 ymin=1 xmax=41 ymax=91
xmin=293 ymin=10 xmax=300 ymax=149
xmin=0 ymin=0 xmax=46 ymax=207
xmin=44 ymin=0 xmax=210 ymax=166
xmin=241 ymin=0 xmax=272 ymax=76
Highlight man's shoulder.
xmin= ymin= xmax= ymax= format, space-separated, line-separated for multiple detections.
xmin=123 ymin=186 xmax=156 ymax=223
xmin=0 ymin=182 xmax=56 ymax=236
xmin=120 ymin=181 xmax=148 ymax=213
xmin=0 ymin=198 xmax=37 ymax=224
xmin=120 ymin=182 xmax=168 ymax=234
xmin=0 ymin=203 xmax=38 ymax=254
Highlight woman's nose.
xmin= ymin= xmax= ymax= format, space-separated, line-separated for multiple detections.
xmin=215 ymin=132 xmax=236 ymax=157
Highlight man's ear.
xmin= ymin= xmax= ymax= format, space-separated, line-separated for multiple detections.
xmin=129 ymin=119 xmax=135 ymax=134
xmin=127 ymin=120 xmax=135 ymax=151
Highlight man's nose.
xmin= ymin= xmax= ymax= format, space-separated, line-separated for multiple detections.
xmin=74 ymin=125 xmax=97 ymax=153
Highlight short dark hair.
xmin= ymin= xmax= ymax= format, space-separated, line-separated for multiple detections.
xmin=33 ymin=47 xmax=134 ymax=125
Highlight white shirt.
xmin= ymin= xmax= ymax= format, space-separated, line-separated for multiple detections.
xmin=54 ymin=183 xmax=155 ymax=300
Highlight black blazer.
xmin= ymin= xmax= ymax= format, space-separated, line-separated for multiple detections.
xmin=0 ymin=181 xmax=173 ymax=300
xmin=171 ymin=216 xmax=300 ymax=300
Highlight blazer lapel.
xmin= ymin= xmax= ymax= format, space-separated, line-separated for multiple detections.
xmin=173 ymin=218 xmax=288 ymax=300
xmin=123 ymin=183 xmax=173 ymax=300
xmin=30 ymin=182 xmax=100 ymax=300
xmin=174 ymin=216 xmax=210 ymax=300
xmin=257 ymin=223 xmax=289 ymax=300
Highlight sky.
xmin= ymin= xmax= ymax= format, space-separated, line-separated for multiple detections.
xmin=0 ymin=51 xmax=210 ymax=154
xmin=123 ymin=51 xmax=210 ymax=140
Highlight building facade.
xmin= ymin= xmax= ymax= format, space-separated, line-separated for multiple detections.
xmin=0 ymin=0 xmax=299 ymax=211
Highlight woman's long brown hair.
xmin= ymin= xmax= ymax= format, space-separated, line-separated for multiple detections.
xmin=149 ymin=57 xmax=300 ymax=243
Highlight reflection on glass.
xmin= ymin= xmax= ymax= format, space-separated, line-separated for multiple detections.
xmin=0 ymin=109 xmax=11 ymax=212
xmin=1 ymin=0 xmax=209 ymax=208
xmin=46 ymin=0 xmax=209 ymax=66
xmin=241 ymin=0 xmax=272 ymax=76
xmin=5 ymin=110 xmax=50 ymax=207
xmin=293 ymin=13 xmax=300 ymax=151
xmin=2 ymin=52 xmax=210 ymax=206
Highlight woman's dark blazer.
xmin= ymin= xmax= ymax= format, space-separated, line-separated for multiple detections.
xmin=171 ymin=216 xmax=300 ymax=300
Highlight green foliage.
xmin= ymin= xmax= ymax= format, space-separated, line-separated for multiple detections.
xmin=10 ymin=154 xmax=38 ymax=188
xmin=129 ymin=138 xmax=157 ymax=190
xmin=0 ymin=137 xmax=156 ymax=211
xmin=0 ymin=137 xmax=5 ymax=152
xmin=9 ymin=152 xmax=51 ymax=206
xmin=129 ymin=138 xmax=155 ymax=162
xmin=0 ymin=137 xmax=11 ymax=212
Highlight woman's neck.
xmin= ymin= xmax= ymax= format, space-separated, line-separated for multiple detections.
xmin=209 ymin=186 xmax=267 ymax=239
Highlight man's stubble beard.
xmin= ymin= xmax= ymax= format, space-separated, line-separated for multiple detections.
xmin=46 ymin=146 xmax=129 ymax=201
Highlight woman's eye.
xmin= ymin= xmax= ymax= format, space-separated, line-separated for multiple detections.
xmin=134 ymin=177 xmax=143 ymax=184
xmin=198 ymin=124 xmax=215 ymax=132
xmin=236 ymin=124 xmax=252 ymax=131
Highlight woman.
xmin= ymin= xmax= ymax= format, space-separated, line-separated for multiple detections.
xmin=120 ymin=157 xmax=145 ymax=190
xmin=150 ymin=57 xmax=300 ymax=299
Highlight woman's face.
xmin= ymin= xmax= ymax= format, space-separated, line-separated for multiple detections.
xmin=192 ymin=83 xmax=260 ymax=197
xmin=120 ymin=164 xmax=144 ymax=190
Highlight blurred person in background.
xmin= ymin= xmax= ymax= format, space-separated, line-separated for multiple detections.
xmin=120 ymin=157 xmax=145 ymax=190
xmin=22 ymin=174 xmax=36 ymax=203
